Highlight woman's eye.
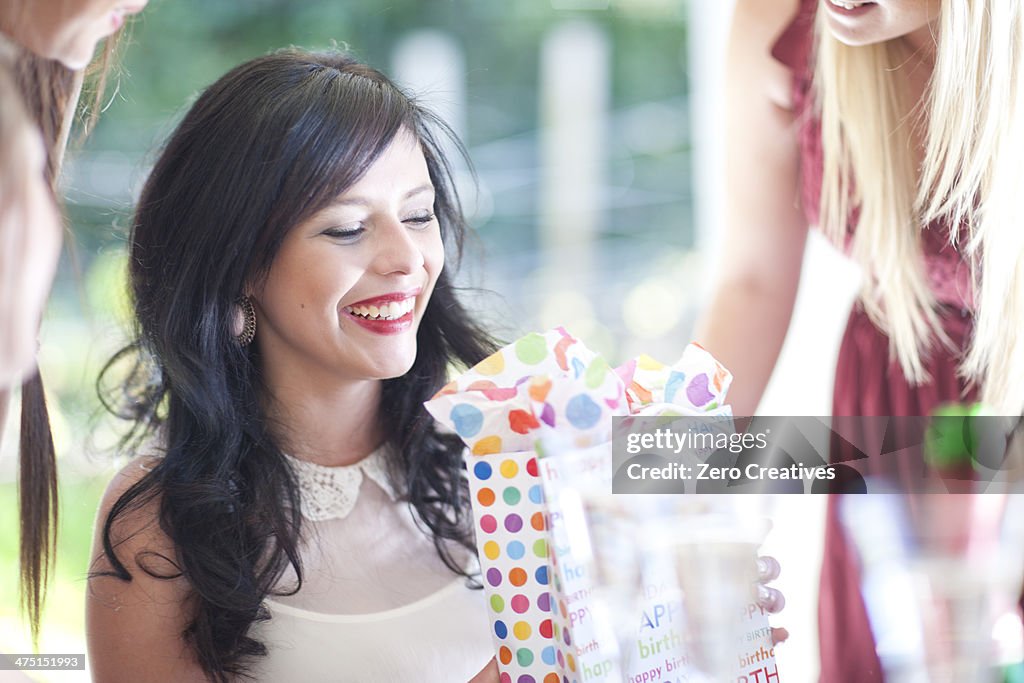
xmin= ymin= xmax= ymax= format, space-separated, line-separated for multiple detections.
xmin=403 ymin=211 xmax=436 ymax=228
xmin=321 ymin=226 xmax=365 ymax=242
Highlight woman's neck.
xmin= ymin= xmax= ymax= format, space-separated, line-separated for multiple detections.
xmin=264 ymin=375 xmax=385 ymax=467
xmin=900 ymin=23 xmax=937 ymax=96
xmin=902 ymin=21 xmax=938 ymax=65
xmin=897 ymin=26 xmax=937 ymax=163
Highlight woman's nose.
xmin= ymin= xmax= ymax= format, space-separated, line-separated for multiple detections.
xmin=372 ymin=218 xmax=426 ymax=276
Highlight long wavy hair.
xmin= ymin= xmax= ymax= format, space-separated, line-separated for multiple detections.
xmin=814 ymin=0 xmax=1024 ymax=413
xmin=96 ymin=49 xmax=496 ymax=681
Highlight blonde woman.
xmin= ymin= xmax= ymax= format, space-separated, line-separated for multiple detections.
xmin=696 ymin=0 xmax=1024 ymax=679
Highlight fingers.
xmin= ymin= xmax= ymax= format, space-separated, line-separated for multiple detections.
xmin=771 ymin=627 xmax=790 ymax=646
xmin=753 ymin=555 xmax=784 ymax=613
xmin=757 ymin=555 xmax=781 ymax=582
xmin=757 ymin=584 xmax=786 ymax=613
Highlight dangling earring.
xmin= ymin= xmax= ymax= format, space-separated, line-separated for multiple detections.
xmin=233 ymin=297 xmax=256 ymax=346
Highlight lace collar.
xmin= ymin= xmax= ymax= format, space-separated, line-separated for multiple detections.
xmin=283 ymin=446 xmax=398 ymax=522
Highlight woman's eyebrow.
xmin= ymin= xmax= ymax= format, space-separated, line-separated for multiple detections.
xmin=404 ymin=183 xmax=435 ymax=199
xmin=333 ymin=183 xmax=435 ymax=207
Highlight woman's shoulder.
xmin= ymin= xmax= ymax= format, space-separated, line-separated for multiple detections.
xmin=729 ymin=0 xmax=809 ymax=112
xmin=767 ymin=0 xmax=817 ymax=75
xmin=96 ymin=455 xmax=161 ymax=518
xmin=91 ymin=453 xmax=176 ymax=579
xmin=103 ymin=453 xmax=161 ymax=489
xmin=87 ymin=455 xmax=207 ymax=681
xmin=730 ymin=0 xmax=807 ymax=56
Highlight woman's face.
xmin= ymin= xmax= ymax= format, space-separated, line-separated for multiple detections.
xmin=4 ymin=0 xmax=147 ymax=70
xmin=0 ymin=125 xmax=61 ymax=387
xmin=254 ymin=130 xmax=445 ymax=388
xmin=821 ymin=0 xmax=941 ymax=48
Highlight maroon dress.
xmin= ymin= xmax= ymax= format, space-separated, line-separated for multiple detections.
xmin=771 ymin=2 xmax=977 ymax=681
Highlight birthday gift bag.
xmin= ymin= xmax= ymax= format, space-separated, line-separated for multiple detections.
xmin=425 ymin=328 xmax=626 ymax=682
xmin=535 ymin=348 xmax=740 ymax=683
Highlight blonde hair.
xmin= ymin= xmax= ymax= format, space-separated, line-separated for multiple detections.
xmin=814 ymin=0 xmax=1024 ymax=414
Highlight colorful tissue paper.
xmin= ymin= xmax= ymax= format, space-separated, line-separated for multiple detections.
xmin=424 ymin=328 xmax=780 ymax=683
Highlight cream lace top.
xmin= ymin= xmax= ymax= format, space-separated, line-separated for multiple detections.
xmin=249 ymin=446 xmax=493 ymax=682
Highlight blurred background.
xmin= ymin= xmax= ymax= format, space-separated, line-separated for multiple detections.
xmin=1 ymin=0 xmax=864 ymax=680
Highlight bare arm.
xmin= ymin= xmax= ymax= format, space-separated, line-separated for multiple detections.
xmin=693 ymin=0 xmax=809 ymax=416
xmin=86 ymin=460 xmax=208 ymax=682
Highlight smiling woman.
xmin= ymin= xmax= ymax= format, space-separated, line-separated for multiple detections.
xmin=819 ymin=0 xmax=939 ymax=47
xmin=255 ymin=133 xmax=445 ymax=391
xmin=86 ymin=50 xmax=500 ymax=682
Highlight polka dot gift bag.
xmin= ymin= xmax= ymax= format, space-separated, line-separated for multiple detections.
xmin=425 ymin=328 xmax=627 ymax=683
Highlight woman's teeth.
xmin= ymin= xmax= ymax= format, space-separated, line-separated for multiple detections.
xmin=830 ymin=0 xmax=869 ymax=8
xmin=345 ymin=298 xmax=415 ymax=321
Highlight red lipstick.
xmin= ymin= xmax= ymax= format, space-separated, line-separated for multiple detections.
xmin=341 ymin=287 xmax=420 ymax=336
xmin=347 ymin=287 xmax=421 ymax=307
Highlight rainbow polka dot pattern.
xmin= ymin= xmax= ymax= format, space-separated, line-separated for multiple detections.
xmin=424 ymin=329 xmax=736 ymax=682
xmin=465 ymin=448 xmax=561 ymax=681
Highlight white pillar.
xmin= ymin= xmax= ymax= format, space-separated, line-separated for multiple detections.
xmin=686 ymin=0 xmax=735 ymax=267
xmin=538 ymin=20 xmax=610 ymax=299
xmin=391 ymin=31 xmax=485 ymax=236
xmin=391 ymin=29 xmax=466 ymax=142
